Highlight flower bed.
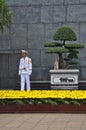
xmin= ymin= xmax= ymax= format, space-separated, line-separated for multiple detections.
xmin=0 ymin=90 xmax=86 ymax=113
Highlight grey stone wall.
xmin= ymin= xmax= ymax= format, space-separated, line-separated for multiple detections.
xmin=0 ymin=0 xmax=86 ymax=89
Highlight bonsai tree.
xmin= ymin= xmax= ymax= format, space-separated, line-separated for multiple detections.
xmin=0 ymin=0 xmax=12 ymax=32
xmin=44 ymin=26 xmax=85 ymax=69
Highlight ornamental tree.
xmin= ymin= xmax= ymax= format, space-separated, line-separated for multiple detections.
xmin=0 ymin=0 xmax=12 ymax=31
xmin=44 ymin=26 xmax=85 ymax=69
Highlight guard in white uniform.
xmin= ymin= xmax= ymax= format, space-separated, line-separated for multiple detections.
xmin=19 ymin=50 xmax=32 ymax=90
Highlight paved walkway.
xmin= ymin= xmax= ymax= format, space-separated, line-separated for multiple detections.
xmin=0 ymin=113 xmax=86 ymax=130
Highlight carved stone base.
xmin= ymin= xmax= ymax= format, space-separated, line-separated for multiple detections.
xmin=50 ymin=69 xmax=79 ymax=89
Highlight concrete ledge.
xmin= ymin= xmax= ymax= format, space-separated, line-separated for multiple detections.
xmin=31 ymin=81 xmax=51 ymax=90
xmin=31 ymin=80 xmax=86 ymax=90
xmin=15 ymin=80 xmax=86 ymax=90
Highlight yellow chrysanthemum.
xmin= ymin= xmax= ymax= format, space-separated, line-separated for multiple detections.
xmin=0 ymin=90 xmax=86 ymax=99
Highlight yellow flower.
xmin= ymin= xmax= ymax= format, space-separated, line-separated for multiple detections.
xmin=0 ymin=90 xmax=86 ymax=99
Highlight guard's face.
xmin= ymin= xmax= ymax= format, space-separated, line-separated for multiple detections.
xmin=22 ymin=52 xmax=27 ymax=57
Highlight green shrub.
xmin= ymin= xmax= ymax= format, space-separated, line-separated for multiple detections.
xmin=44 ymin=26 xmax=85 ymax=69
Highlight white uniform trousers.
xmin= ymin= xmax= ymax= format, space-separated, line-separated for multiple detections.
xmin=21 ymin=74 xmax=30 ymax=90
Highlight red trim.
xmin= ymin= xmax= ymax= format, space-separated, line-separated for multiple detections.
xmin=0 ymin=104 xmax=86 ymax=113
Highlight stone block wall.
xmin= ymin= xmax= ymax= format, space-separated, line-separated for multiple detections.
xmin=0 ymin=0 xmax=86 ymax=89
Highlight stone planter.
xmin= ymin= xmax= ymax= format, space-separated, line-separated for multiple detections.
xmin=50 ymin=69 xmax=79 ymax=89
xmin=0 ymin=104 xmax=86 ymax=113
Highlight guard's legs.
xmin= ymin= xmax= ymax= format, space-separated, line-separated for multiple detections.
xmin=21 ymin=74 xmax=25 ymax=90
xmin=25 ymin=75 xmax=30 ymax=90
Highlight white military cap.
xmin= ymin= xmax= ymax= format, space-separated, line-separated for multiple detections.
xmin=21 ymin=50 xmax=28 ymax=54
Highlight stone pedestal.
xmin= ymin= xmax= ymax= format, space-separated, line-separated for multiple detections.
xmin=50 ymin=69 xmax=79 ymax=89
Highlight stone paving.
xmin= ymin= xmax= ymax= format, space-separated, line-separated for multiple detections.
xmin=0 ymin=113 xmax=86 ymax=130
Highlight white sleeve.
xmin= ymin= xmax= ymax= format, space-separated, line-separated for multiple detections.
xmin=29 ymin=62 xmax=32 ymax=75
xmin=19 ymin=59 xmax=21 ymax=75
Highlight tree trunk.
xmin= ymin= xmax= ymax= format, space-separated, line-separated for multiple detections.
xmin=59 ymin=53 xmax=64 ymax=69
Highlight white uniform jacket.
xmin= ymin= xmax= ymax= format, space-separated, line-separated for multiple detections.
xmin=19 ymin=56 xmax=32 ymax=75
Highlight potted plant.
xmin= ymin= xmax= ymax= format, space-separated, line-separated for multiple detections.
xmin=44 ymin=26 xmax=85 ymax=89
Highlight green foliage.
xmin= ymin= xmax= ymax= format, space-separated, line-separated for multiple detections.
xmin=44 ymin=26 xmax=85 ymax=68
xmin=67 ymin=51 xmax=78 ymax=59
xmin=44 ymin=42 xmax=61 ymax=47
xmin=53 ymin=26 xmax=77 ymax=41
xmin=15 ymin=99 xmax=25 ymax=105
xmin=45 ymin=47 xmax=69 ymax=53
xmin=0 ymin=0 xmax=12 ymax=31
xmin=65 ymin=43 xmax=85 ymax=49
xmin=41 ymin=99 xmax=58 ymax=105
xmin=0 ymin=98 xmax=85 ymax=106
xmin=70 ymin=100 xmax=81 ymax=106
xmin=68 ymin=60 xmax=79 ymax=65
